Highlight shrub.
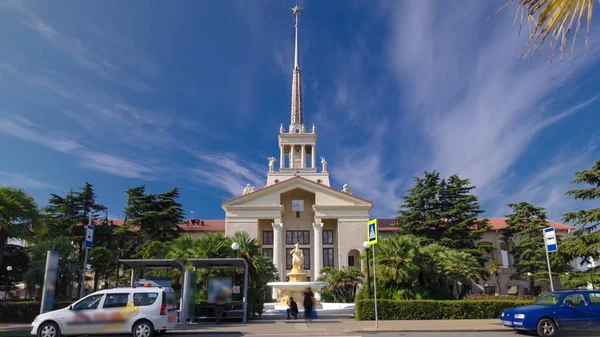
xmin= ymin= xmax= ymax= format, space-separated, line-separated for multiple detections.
xmin=0 ymin=301 xmax=72 ymax=323
xmin=465 ymin=294 xmax=538 ymax=301
xmin=355 ymin=299 xmax=533 ymax=320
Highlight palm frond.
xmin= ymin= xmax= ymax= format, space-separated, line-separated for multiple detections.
xmin=501 ymin=0 xmax=596 ymax=60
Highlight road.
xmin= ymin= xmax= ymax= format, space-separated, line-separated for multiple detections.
xmin=138 ymin=332 xmax=600 ymax=337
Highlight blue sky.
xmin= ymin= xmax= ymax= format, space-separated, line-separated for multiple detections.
xmin=1 ymin=0 xmax=599 ymax=222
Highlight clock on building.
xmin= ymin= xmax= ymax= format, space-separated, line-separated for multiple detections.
xmin=292 ymin=200 xmax=304 ymax=212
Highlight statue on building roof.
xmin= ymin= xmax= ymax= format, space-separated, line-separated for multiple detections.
xmin=342 ymin=184 xmax=352 ymax=194
xmin=242 ymin=184 xmax=252 ymax=195
xmin=320 ymin=157 xmax=327 ymax=173
xmin=268 ymin=157 xmax=276 ymax=173
xmin=280 ymin=123 xmax=285 ymax=134
xmin=312 ymin=123 xmax=316 ymax=133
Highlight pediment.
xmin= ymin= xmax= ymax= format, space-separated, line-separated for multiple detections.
xmin=221 ymin=176 xmax=372 ymax=209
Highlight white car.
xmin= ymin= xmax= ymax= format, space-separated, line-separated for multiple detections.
xmin=31 ymin=285 xmax=178 ymax=337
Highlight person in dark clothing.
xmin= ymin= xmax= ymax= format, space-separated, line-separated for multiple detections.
xmin=301 ymin=287 xmax=315 ymax=322
xmin=287 ymin=297 xmax=298 ymax=319
xmin=214 ymin=288 xmax=230 ymax=324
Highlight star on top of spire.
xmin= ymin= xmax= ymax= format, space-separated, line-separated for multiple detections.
xmin=292 ymin=5 xmax=303 ymax=15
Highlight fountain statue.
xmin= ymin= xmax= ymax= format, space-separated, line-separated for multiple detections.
xmin=267 ymin=243 xmax=328 ymax=310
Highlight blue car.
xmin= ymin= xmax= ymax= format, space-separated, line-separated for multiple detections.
xmin=501 ymin=290 xmax=600 ymax=336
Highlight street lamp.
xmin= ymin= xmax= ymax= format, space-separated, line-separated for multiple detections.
xmin=231 ymin=242 xmax=240 ymax=257
xmin=588 ymin=264 xmax=595 ymax=290
xmin=363 ymin=241 xmax=372 ymax=299
xmin=231 ymin=242 xmax=240 ymax=290
xmin=6 ymin=266 xmax=12 ymax=272
xmin=526 ymin=272 xmax=534 ymax=296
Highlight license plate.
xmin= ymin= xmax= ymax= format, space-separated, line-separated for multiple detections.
xmin=502 ymin=320 xmax=513 ymax=326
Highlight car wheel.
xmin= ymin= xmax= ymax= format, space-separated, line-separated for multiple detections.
xmin=536 ymin=318 xmax=557 ymax=337
xmin=37 ymin=321 xmax=61 ymax=337
xmin=133 ymin=320 xmax=155 ymax=337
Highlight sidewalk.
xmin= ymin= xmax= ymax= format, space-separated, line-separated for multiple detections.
xmin=0 ymin=317 xmax=506 ymax=334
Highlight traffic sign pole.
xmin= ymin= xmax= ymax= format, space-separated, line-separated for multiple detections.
xmin=80 ymin=213 xmax=94 ymax=298
xmin=366 ymin=219 xmax=378 ymax=329
xmin=543 ymin=227 xmax=557 ymax=292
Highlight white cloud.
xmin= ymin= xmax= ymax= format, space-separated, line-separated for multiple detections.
xmin=385 ymin=0 xmax=600 ymax=212
xmin=190 ymin=153 xmax=265 ymax=197
xmin=0 ymin=115 xmax=156 ymax=179
xmin=0 ymin=171 xmax=55 ymax=189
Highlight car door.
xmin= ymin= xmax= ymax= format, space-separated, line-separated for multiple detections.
xmin=99 ymin=292 xmax=132 ymax=334
xmin=556 ymin=293 xmax=592 ymax=330
xmin=586 ymin=292 xmax=600 ymax=330
xmin=62 ymin=293 xmax=105 ymax=335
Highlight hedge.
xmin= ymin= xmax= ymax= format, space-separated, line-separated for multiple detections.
xmin=355 ymin=299 xmax=533 ymax=320
xmin=0 ymin=301 xmax=72 ymax=323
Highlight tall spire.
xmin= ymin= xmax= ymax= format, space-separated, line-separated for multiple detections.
xmin=290 ymin=5 xmax=304 ymax=133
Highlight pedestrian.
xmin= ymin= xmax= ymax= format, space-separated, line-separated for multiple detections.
xmin=287 ymin=297 xmax=298 ymax=319
xmin=214 ymin=288 xmax=230 ymax=324
xmin=301 ymin=286 xmax=315 ymax=322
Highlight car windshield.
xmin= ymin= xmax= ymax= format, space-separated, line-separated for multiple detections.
xmin=533 ymin=293 xmax=563 ymax=306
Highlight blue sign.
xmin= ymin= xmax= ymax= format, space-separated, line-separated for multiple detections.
xmin=544 ymin=227 xmax=558 ymax=253
xmin=367 ymin=219 xmax=378 ymax=245
xmin=85 ymin=224 xmax=94 ymax=249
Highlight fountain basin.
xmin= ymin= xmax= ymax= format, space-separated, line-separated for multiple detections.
xmin=267 ymin=281 xmax=328 ymax=310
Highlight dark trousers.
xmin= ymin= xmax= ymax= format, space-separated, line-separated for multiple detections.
xmin=214 ymin=305 xmax=225 ymax=323
xmin=287 ymin=308 xmax=298 ymax=319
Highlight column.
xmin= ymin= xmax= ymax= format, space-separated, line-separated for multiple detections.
xmin=311 ymin=144 xmax=316 ymax=168
xmin=301 ymin=145 xmax=306 ymax=168
xmin=279 ymin=145 xmax=284 ymax=169
xmin=312 ymin=222 xmax=323 ymax=281
xmin=272 ymin=222 xmax=284 ymax=299
xmin=290 ymin=144 xmax=295 ymax=168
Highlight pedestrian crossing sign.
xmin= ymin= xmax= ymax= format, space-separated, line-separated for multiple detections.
xmin=367 ymin=219 xmax=378 ymax=245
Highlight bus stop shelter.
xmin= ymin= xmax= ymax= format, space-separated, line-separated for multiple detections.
xmin=119 ymin=258 xmax=249 ymax=323
xmin=187 ymin=258 xmax=249 ymax=323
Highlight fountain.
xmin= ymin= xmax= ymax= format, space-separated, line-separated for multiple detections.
xmin=267 ymin=243 xmax=328 ymax=310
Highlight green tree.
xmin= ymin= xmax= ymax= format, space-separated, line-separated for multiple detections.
xmin=487 ymin=260 xmax=503 ymax=295
xmin=0 ymin=244 xmax=29 ymax=293
xmin=89 ymin=246 xmax=114 ymax=291
xmin=502 ymin=202 xmax=570 ymax=294
xmin=0 ymin=186 xmax=41 ymax=247
xmin=562 ymin=160 xmax=600 ymax=266
xmin=121 ymin=186 xmax=184 ymax=246
xmin=24 ymin=237 xmax=80 ymax=299
xmin=318 ymin=267 xmax=364 ymax=303
xmin=366 ymin=234 xmax=484 ymax=300
xmin=396 ymin=172 xmax=491 ymax=260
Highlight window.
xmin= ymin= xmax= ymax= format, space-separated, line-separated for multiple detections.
xmin=348 ymin=255 xmax=355 ymax=267
xmin=262 ymin=248 xmax=273 ymax=260
xmin=588 ymin=292 xmax=600 ymax=306
xmin=286 ymin=248 xmax=311 ymax=270
xmin=262 ymin=231 xmax=274 ymax=245
xmin=323 ymin=248 xmax=334 ymax=267
xmin=563 ymin=293 xmax=587 ymax=307
xmin=133 ymin=293 xmax=159 ymax=306
xmin=74 ymin=294 xmax=104 ymax=310
xmin=286 ymin=231 xmax=310 ymax=245
xmin=323 ymin=230 xmax=334 ymax=245
xmin=103 ymin=293 xmax=129 ymax=308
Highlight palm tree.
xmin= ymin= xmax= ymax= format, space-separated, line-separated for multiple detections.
xmin=318 ymin=267 xmax=364 ymax=303
xmin=374 ymin=234 xmax=428 ymax=287
xmin=0 ymin=186 xmax=41 ymax=247
xmin=498 ymin=0 xmax=597 ymax=60
xmin=488 ymin=260 xmax=503 ymax=295
xmin=436 ymin=249 xmax=485 ymax=299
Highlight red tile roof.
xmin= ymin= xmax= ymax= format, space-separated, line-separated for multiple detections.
xmin=377 ymin=218 xmax=573 ymax=232
xmin=84 ymin=217 xmax=571 ymax=234
xmin=86 ymin=219 xmax=225 ymax=232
